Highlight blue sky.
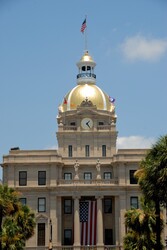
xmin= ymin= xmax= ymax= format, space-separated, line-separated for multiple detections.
xmin=0 ymin=0 xmax=167 ymax=179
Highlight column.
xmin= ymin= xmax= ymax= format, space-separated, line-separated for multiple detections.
xmin=96 ymin=196 xmax=104 ymax=249
xmin=114 ymin=196 xmax=120 ymax=246
xmin=50 ymin=194 xmax=57 ymax=246
xmin=56 ymin=196 xmax=62 ymax=246
xmin=73 ymin=196 xmax=81 ymax=250
xmin=119 ymin=195 xmax=126 ymax=245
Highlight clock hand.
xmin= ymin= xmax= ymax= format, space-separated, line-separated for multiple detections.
xmin=86 ymin=120 xmax=90 ymax=128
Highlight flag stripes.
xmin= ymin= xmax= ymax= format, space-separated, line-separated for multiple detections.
xmin=80 ymin=200 xmax=97 ymax=245
xmin=81 ymin=18 xmax=87 ymax=33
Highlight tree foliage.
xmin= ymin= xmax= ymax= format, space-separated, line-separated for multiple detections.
xmin=134 ymin=135 xmax=167 ymax=250
xmin=0 ymin=185 xmax=35 ymax=250
xmin=124 ymin=198 xmax=163 ymax=250
xmin=136 ymin=135 xmax=167 ymax=205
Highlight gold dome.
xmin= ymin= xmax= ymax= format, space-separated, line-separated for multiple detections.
xmin=80 ymin=51 xmax=95 ymax=63
xmin=60 ymin=84 xmax=115 ymax=112
xmin=59 ymin=51 xmax=115 ymax=113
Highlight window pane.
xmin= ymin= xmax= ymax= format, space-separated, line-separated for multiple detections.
xmin=38 ymin=198 xmax=46 ymax=212
xmin=19 ymin=198 xmax=27 ymax=205
xmin=130 ymin=170 xmax=137 ymax=184
xmin=38 ymin=171 xmax=46 ymax=185
xmin=84 ymin=172 xmax=92 ymax=180
xmin=85 ymin=145 xmax=90 ymax=157
xmin=64 ymin=199 xmax=72 ymax=214
xmin=68 ymin=145 xmax=73 ymax=157
xmin=38 ymin=223 xmax=45 ymax=246
xmin=19 ymin=171 xmax=27 ymax=186
xmin=104 ymin=172 xmax=112 ymax=179
xmin=64 ymin=229 xmax=72 ymax=245
xmin=105 ymin=229 xmax=113 ymax=245
xmin=130 ymin=197 xmax=138 ymax=209
xmin=64 ymin=173 xmax=72 ymax=180
xmin=104 ymin=198 xmax=112 ymax=213
xmin=102 ymin=145 xmax=106 ymax=157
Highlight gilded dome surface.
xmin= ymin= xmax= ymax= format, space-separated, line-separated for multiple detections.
xmin=60 ymin=84 xmax=114 ymax=112
xmin=59 ymin=51 xmax=115 ymax=113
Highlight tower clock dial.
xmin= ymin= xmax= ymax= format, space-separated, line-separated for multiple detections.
xmin=81 ymin=118 xmax=93 ymax=130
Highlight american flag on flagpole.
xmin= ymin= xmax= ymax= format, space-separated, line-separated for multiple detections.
xmin=79 ymin=200 xmax=97 ymax=246
xmin=80 ymin=18 xmax=87 ymax=33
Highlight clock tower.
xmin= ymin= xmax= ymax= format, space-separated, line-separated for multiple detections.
xmin=57 ymin=50 xmax=117 ymax=158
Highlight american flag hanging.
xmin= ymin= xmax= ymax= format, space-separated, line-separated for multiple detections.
xmin=79 ymin=200 xmax=97 ymax=246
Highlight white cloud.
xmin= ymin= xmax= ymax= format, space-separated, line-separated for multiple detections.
xmin=121 ymin=35 xmax=167 ymax=62
xmin=117 ymin=136 xmax=156 ymax=149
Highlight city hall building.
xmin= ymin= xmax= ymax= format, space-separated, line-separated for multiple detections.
xmin=2 ymin=50 xmax=165 ymax=249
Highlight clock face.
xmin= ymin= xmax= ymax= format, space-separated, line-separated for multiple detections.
xmin=81 ymin=118 xmax=93 ymax=130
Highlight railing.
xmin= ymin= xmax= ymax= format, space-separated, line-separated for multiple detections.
xmin=63 ymin=126 xmax=77 ymax=131
xmin=26 ymin=245 xmax=123 ymax=250
xmin=97 ymin=125 xmax=115 ymax=131
xmin=77 ymin=73 xmax=96 ymax=79
xmin=58 ymin=179 xmax=118 ymax=186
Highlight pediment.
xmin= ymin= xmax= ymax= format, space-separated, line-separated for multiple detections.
xmin=36 ymin=213 xmax=48 ymax=221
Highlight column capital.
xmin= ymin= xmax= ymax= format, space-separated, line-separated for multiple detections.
xmin=72 ymin=195 xmax=81 ymax=200
xmin=95 ymin=195 xmax=104 ymax=200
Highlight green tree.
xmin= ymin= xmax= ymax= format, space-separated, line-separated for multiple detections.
xmin=124 ymin=198 xmax=163 ymax=250
xmin=0 ymin=185 xmax=35 ymax=250
xmin=135 ymin=135 xmax=167 ymax=250
xmin=0 ymin=185 xmax=20 ymax=250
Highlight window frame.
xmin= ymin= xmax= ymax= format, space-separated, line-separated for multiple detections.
xmin=64 ymin=229 xmax=73 ymax=245
xmin=37 ymin=223 xmax=45 ymax=246
xmin=64 ymin=228 xmax=73 ymax=246
xmin=102 ymin=145 xmax=106 ymax=157
xmin=19 ymin=198 xmax=27 ymax=205
xmin=68 ymin=145 xmax=73 ymax=157
xmin=105 ymin=229 xmax=113 ymax=245
xmin=38 ymin=197 xmax=46 ymax=212
xmin=64 ymin=173 xmax=72 ymax=180
xmin=104 ymin=198 xmax=112 ymax=213
xmin=38 ymin=171 xmax=46 ymax=185
xmin=64 ymin=199 xmax=72 ymax=214
xmin=130 ymin=196 xmax=139 ymax=209
xmin=85 ymin=145 xmax=90 ymax=157
xmin=129 ymin=170 xmax=138 ymax=184
xmin=84 ymin=172 xmax=92 ymax=180
xmin=104 ymin=172 xmax=112 ymax=180
xmin=19 ymin=171 xmax=27 ymax=186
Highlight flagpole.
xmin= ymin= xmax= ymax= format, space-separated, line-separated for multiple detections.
xmin=84 ymin=15 xmax=87 ymax=51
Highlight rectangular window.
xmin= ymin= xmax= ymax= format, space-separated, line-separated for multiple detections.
xmin=104 ymin=172 xmax=112 ymax=180
xmin=38 ymin=198 xmax=46 ymax=212
xmin=85 ymin=145 xmax=90 ymax=157
xmin=64 ymin=229 xmax=72 ymax=245
xmin=130 ymin=170 xmax=137 ymax=184
xmin=105 ymin=229 xmax=113 ymax=245
xmin=84 ymin=172 xmax=92 ymax=180
xmin=38 ymin=223 xmax=45 ymax=246
xmin=130 ymin=197 xmax=139 ymax=209
xmin=68 ymin=145 xmax=73 ymax=157
xmin=102 ymin=145 xmax=106 ymax=157
xmin=64 ymin=173 xmax=72 ymax=180
xmin=38 ymin=171 xmax=46 ymax=185
xmin=64 ymin=199 xmax=72 ymax=214
xmin=19 ymin=198 xmax=27 ymax=205
xmin=19 ymin=171 xmax=27 ymax=186
xmin=104 ymin=198 xmax=112 ymax=213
